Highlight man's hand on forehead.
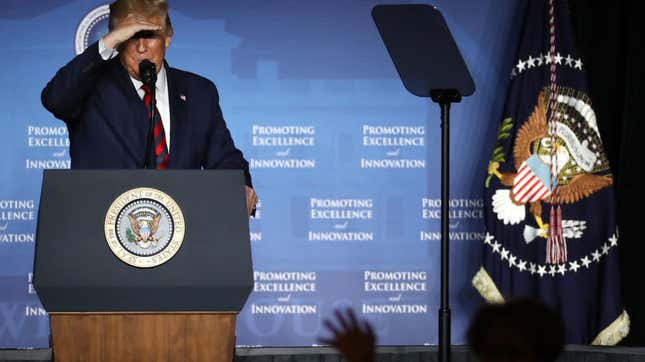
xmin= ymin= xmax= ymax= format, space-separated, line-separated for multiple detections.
xmin=102 ymin=13 xmax=164 ymax=50
xmin=122 ymin=13 xmax=164 ymax=29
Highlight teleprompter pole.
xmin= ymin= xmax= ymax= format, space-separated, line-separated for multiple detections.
xmin=431 ymin=89 xmax=461 ymax=362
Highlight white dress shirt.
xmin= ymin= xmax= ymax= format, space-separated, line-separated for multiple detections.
xmin=98 ymin=38 xmax=171 ymax=151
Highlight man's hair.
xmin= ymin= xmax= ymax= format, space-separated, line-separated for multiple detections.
xmin=467 ymin=298 xmax=565 ymax=362
xmin=108 ymin=0 xmax=173 ymax=35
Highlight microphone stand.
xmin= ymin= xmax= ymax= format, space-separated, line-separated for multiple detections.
xmin=140 ymin=60 xmax=157 ymax=169
xmin=143 ymin=84 xmax=156 ymax=169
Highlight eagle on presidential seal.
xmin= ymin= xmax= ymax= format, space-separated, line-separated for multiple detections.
xmin=487 ymin=87 xmax=612 ymax=247
xmin=127 ymin=211 xmax=162 ymax=248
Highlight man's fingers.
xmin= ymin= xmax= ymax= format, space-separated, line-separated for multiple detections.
xmin=245 ymin=187 xmax=257 ymax=216
xmin=246 ymin=197 xmax=253 ymax=215
xmin=364 ymin=319 xmax=376 ymax=340
xmin=117 ymin=18 xmax=162 ymax=32
xmin=118 ymin=17 xmax=157 ymax=28
xmin=323 ymin=319 xmax=340 ymax=336
xmin=134 ymin=21 xmax=162 ymax=29
xmin=334 ymin=309 xmax=350 ymax=330
xmin=347 ymin=308 xmax=359 ymax=328
xmin=128 ymin=23 xmax=162 ymax=34
xmin=122 ymin=13 xmax=158 ymax=25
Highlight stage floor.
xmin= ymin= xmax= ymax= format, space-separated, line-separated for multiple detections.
xmin=2 ymin=345 xmax=645 ymax=361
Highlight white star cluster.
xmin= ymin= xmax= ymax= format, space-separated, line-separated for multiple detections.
xmin=483 ymin=230 xmax=619 ymax=278
xmin=511 ymin=53 xmax=584 ymax=78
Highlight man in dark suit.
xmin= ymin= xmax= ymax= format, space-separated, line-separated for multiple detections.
xmin=42 ymin=0 xmax=257 ymax=215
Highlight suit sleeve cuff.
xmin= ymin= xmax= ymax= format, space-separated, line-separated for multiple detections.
xmin=98 ymin=37 xmax=119 ymax=60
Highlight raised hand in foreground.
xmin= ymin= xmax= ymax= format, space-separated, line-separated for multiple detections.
xmin=319 ymin=308 xmax=376 ymax=362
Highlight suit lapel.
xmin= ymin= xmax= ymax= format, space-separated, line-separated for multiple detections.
xmin=166 ymin=64 xmax=188 ymax=168
xmin=106 ymin=59 xmax=148 ymax=165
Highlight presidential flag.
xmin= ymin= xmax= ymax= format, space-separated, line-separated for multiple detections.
xmin=473 ymin=0 xmax=629 ymax=344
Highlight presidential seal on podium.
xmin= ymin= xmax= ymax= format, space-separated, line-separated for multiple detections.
xmin=104 ymin=187 xmax=185 ymax=268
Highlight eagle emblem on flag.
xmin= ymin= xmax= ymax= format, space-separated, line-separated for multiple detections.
xmin=488 ymin=90 xmax=613 ymax=258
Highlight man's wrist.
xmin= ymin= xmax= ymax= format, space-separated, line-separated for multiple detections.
xmin=98 ymin=36 xmax=119 ymax=60
xmin=101 ymin=32 xmax=118 ymax=50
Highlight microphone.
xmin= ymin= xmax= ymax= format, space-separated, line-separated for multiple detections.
xmin=139 ymin=59 xmax=157 ymax=86
xmin=139 ymin=60 xmax=156 ymax=169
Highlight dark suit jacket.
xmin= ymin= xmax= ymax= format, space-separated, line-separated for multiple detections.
xmin=41 ymin=41 xmax=252 ymax=186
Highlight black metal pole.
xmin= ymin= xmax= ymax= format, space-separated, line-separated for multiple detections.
xmin=430 ymin=89 xmax=460 ymax=362
xmin=438 ymin=100 xmax=451 ymax=362
xmin=139 ymin=60 xmax=157 ymax=169
xmin=143 ymin=89 xmax=155 ymax=169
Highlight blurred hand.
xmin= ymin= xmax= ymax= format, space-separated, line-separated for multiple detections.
xmin=319 ymin=308 xmax=376 ymax=362
xmin=245 ymin=186 xmax=258 ymax=216
xmin=102 ymin=14 xmax=163 ymax=50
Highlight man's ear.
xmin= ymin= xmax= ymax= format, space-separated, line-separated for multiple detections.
xmin=165 ymin=35 xmax=172 ymax=48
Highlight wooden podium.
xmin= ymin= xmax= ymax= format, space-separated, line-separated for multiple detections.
xmin=50 ymin=313 xmax=236 ymax=362
xmin=33 ymin=170 xmax=254 ymax=362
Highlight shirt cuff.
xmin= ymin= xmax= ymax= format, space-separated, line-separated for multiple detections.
xmin=98 ymin=37 xmax=118 ymax=60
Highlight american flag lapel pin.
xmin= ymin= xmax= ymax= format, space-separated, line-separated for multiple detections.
xmin=180 ymin=94 xmax=186 ymax=102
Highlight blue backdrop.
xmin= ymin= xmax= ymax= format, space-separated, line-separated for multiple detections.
xmin=0 ymin=0 xmax=522 ymax=347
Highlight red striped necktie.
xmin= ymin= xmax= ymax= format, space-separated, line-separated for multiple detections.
xmin=141 ymin=84 xmax=169 ymax=169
